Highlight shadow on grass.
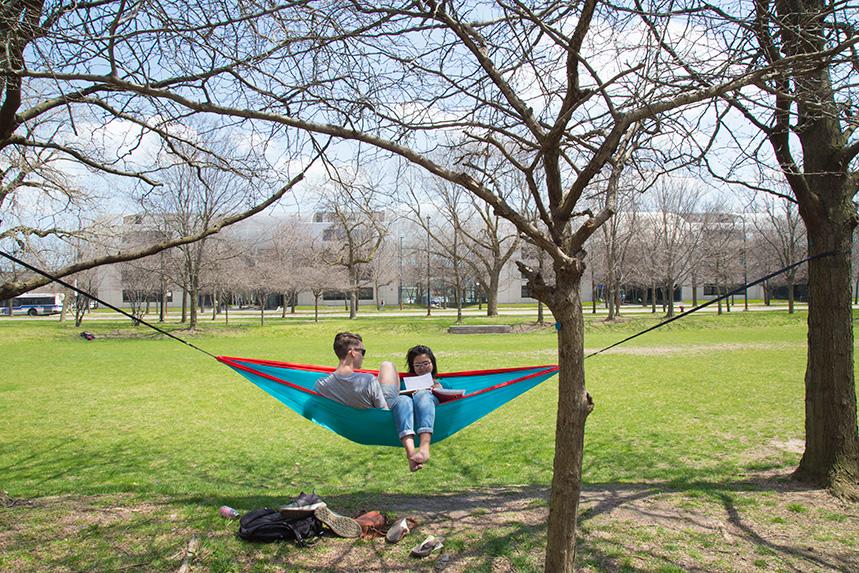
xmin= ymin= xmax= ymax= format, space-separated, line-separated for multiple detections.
xmin=3 ymin=476 xmax=855 ymax=572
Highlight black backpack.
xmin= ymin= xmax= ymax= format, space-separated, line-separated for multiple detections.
xmin=237 ymin=507 xmax=322 ymax=545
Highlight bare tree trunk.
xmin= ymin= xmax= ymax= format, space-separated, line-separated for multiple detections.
xmin=665 ymin=280 xmax=675 ymax=318
xmin=650 ymin=282 xmax=656 ymax=314
xmin=455 ymin=281 xmax=463 ymax=323
xmin=314 ymin=294 xmax=320 ymax=323
xmin=189 ymin=273 xmax=199 ymax=329
xmin=717 ymin=285 xmax=723 ymax=315
xmin=260 ymin=300 xmax=265 ymax=326
xmin=787 ymin=278 xmax=795 ymax=314
xmin=543 ymin=271 xmax=593 ymax=572
xmin=181 ymin=286 xmax=188 ymax=323
xmin=795 ymin=217 xmax=859 ymax=496
xmin=606 ymin=289 xmax=617 ymax=321
xmin=60 ymin=291 xmax=69 ymax=322
xmin=159 ymin=254 xmax=167 ymax=323
xmin=224 ymin=301 xmax=229 ymax=325
xmin=691 ymin=273 xmax=698 ymax=307
xmin=486 ymin=270 xmax=500 ymax=316
xmin=349 ymin=288 xmax=357 ymax=319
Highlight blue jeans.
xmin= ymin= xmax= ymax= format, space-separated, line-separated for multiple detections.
xmin=387 ymin=389 xmax=439 ymax=439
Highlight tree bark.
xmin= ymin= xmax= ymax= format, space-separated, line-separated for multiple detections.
xmin=349 ymin=288 xmax=357 ymax=319
xmin=486 ymin=270 xmax=500 ymax=316
xmin=189 ymin=272 xmax=199 ymax=330
xmin=788 ymin=278 xmax=795 ymax=314
xmin=543 ymin=267 xmax=593 ymax=572
xmin=795 ymin=215 xmax=859 ymax=496
xmin=665 ymin=280 xmax=675 ymax=318
xmin=181 ymin=286 xmax=188 ymax=323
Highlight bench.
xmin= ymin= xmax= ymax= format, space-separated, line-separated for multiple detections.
xmin=447 ymin=325 xmax=512 ymax=334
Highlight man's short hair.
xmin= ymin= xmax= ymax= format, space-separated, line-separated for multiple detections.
xmin=333 ymin=332 xmax=363 ymax=359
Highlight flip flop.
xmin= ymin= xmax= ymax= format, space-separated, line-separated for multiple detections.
xmin=410 ymin=535 xmax=444 ymax=558
xmin=385 ymin=517 xmax=411 ymax=543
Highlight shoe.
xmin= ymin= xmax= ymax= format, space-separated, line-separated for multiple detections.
xmin=411 ymin=535 xmax=444 ymax=558
xmin=386 ymin=517 xmax=411 ymax=543
xmin=279 ymin=492 xmax=326 ymax=519
xmin=355 ymin=510 xmax=386 ymax=538
xmin=314 ymin=506 xmax=362 ymax=538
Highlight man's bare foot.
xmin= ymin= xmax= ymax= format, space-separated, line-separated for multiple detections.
xmin=408 ymin=458 xmax=423 ymax=472
xmin=410 ymin=451 xmax=427 ymax=465
xmin=418 ymin=447 xmax=430 ymax=463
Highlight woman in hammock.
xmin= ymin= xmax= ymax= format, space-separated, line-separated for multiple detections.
xmin=389 ymin=345 xmax=441 ymax=472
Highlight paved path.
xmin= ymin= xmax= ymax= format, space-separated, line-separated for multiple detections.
xmin=1 ymin=303 xmax=817 ymax=322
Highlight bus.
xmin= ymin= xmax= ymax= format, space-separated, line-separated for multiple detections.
xmin=2 ymin=293 xmax=65 ymax=316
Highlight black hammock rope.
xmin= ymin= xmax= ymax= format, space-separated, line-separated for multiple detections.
xmin=0 ymin=250 xmax=216 ymax=359
xmin=586 ymin=249 xmax=835 ymax=358
xmin=0 ymin=248 xmax=835 ymax=361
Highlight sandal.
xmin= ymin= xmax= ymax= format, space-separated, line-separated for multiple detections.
xmin=385 ymin=517 xmax=412 ymax=543
xmin=410 ymin=535 xmax=445 ymax=558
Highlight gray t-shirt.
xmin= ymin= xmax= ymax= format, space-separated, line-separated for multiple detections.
xmin=314 ymin=371 xmax=389 ymax=409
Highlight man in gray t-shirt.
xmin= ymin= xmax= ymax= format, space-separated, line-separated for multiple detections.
xmin=314 ymin=332 xmax=398 ymax=409
xmin=315 ymin=371 xmax=388 ymax=409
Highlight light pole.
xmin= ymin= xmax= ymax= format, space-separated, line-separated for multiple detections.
xmin=426 ymin=216 xmax=432 ymax=317
xmin=398 ymin=235 xmax=404 ymax=310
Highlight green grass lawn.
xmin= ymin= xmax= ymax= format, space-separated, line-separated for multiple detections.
xmin=0 ymin=311 xmax=855 ymax=572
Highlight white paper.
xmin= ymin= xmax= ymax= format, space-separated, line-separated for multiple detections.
xmin=402 ymin=372 xmax=434 ymax=392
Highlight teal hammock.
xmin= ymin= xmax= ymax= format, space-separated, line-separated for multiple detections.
xmin=219 ymin=356 xmax=560 ymax=447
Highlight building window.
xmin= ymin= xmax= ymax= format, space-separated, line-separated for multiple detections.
xmin=521 ymin=284 xmax=532 ymax=298
xmin=122 ymin=291 xmax=172 ymax=303
xmin=323 ymin=288 xmax=374 ymax=301
xmin=703 ymin=284 xmax=719 ymax=296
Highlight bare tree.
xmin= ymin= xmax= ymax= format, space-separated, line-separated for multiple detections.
xmin=317 ymin=180 xmax=390 ymax=319
xmin=267 ymin=219 xmax=316 ymax=316
xmin=0 ymin=3 xmax=319 ymax=300
xmin=674 ymin=0 xmax=859 ymax=493
xmin=118 ymin=256 xmax=162 ymax=323
xmin=642 ymin=179 xmax=706 ymax=317
xmin=406 ymin=176 xmax=476 ymax=322
xmin=594 ymin=187 xmax=640 ymax=320
xmin=699 ymin=211 xmax=744 ymax=314
xmin=1 ymin=1 xmax=826 ymax=565
xmin=751 ymin=194 xmax=808 ymax=313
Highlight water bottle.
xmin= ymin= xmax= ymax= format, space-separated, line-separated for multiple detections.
xmin=219 ymin=505 xmax=240 ymax=519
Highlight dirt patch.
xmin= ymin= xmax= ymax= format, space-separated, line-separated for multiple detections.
xmin=2 ymin=477 xmax=856 ymax=572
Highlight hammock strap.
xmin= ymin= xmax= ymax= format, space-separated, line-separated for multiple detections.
xmin=0 ymin=249 xmax=216 ymax=359
xmin=586 ymin=250 xmax=836 ymax=359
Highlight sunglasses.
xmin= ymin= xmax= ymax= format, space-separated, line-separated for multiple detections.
xmin=352 ymin=347 xmax=367 ymax=356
